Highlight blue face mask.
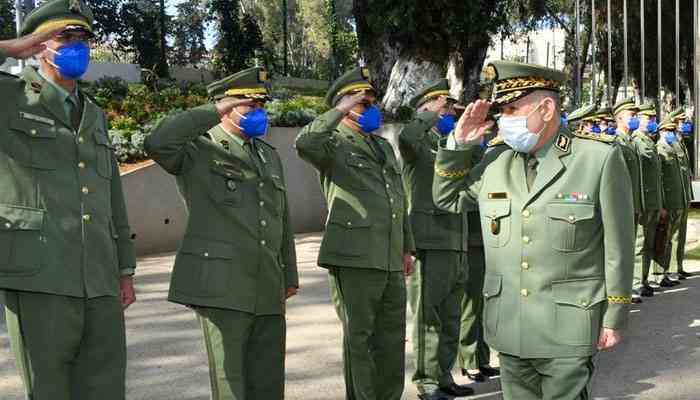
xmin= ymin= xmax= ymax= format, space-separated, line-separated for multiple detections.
xmin=646 ymin=120 xmax=658 ymax=134
xmin=665 ymin=132 xmax=678 ymax=145
xmin=627 ymin=116 xmax=640 ymax=131
xmin=591 ymin=125 xmax=602 ymax=134
xmin=46 ymin=41 xmax=91 ymax=80
xmin=560 ymin=115 xmax=569 ymax=129
xmin=353 ymin=106 xmax=383 ymax=133
xmin=436 ymin=114 xmax=456 ymax=136
xmin=607 ymin=126 xmax=617 ymax=135
xmin=234 ymin=108 xmax=269 ymax=138
xmin=681 ymin=121 xmax=693 ymax=134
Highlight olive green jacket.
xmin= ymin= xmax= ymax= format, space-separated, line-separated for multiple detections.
xmin=433 ymin=130 xmax=634 ymax=359
xmin=0 ymin=66 xmax=136 ymax=299
xmin=657 ymin=138 xmax=687 ymax=211
xmin=296 ymin=109 xmax=415 ymax=271
xmin=144 ymin=104 xmax=298 ymax=315
xmin=674 ymin=136 xmax=694 ymax=203
xmin=631 ymin=132 xmax=664 ymax=212
xmin=615 ymin=131 xmax=642 ymax=214
xmin=399 ymin=111 xmax=467 ymax=252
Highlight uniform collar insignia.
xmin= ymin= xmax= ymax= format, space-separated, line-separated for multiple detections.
xmin=554 ymin=133 xmax=571 ymax=153
xmin=220 ymin=140 xmax=230 ymax=151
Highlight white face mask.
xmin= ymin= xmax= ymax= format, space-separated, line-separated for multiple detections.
xmin=497 ymin=102 xmax=546 ymax=153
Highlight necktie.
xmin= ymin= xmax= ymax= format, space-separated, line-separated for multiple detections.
xmin=526 ymin=155 xmax=538 ymax=191
xmin=244 ymin=140 xmax=264 ymax=175
xmin=69 ymin=92 xmax=83 ymax=131
xmin=367 ymin=136 xmax=386 ymax=164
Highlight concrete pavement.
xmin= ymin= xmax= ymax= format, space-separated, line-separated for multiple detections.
xmin=1 ymin=232 xmax=700 ymax=400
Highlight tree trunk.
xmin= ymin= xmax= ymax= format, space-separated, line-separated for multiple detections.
xmin=447 ymin=45 xmax=489 ymax=104
xmin=381 ymin=55 xmax=444 ymax=114
xmin=353 ymin=1 xmax=399 ymax=95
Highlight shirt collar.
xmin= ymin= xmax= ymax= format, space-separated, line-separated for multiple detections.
xmin=219 ymin=124 xmax=247 ymax=147
xmin=37 ymin=68 xmax=79 ymax=104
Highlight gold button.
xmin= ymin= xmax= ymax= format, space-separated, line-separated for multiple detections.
xmin=521 ymin=262 xmax=530 ymax=270
xmin=347 ymin=221 xmax=352 ymax=226
xmin=259 ymin=201 xmax=265 ymax=207
xmin=580 ymin=300 xmax=589 ymax=307
xmin=78 ymin=161 xmax=86 ymax=169
xmin=78 ymin=137 xmax=84 ymax=143
xmin=390 ymin=198 xmax=395 ymax=204
xmin=521 ymin=289 xmax=529 ymax=297
xmin=82 ymin=214 xmax=91 ymax=222
xmin=522 ymin=210 xmax=531 ymax=218
xmin=568 ymin=215 xmax=575 ymax=222
xmin=385 ymin=183 xmax=390 ymax=189
xmin=358 ymin=163 xmax=364 ymax=167
xmin=204 ymin=252 xmax=209 ymax=257
xmin=31 ymin=129 xmax=37 ymax=135
xmin=259 ymin=182 xmax=265 ymax=188
xmin=523 ymin=236 xmax=531 ymax=244
xmin=4 ymin=222 xmax=11 ymax=228
xmin=260 ymin=240 xmax=266 ymax=246
xmin=484 ymin=292 xmax=489 ymax=297
xmin=392 ymin=213 xmax=397 ymax=219
xmin=556 ymin=193 xmax=563 ymax=199
xmin=260 ymin=220 xmax=267 ymax=227
xmin=81 ymin=187 xmax=89 ymax=194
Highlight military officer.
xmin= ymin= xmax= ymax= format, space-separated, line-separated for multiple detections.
xmin=144 ymin=67 xmax=298 ymax=400
xmin=0 ymin=1 xmax=137 ymax=399
xmin=433 ymin=61 xmax=634 ymax=400
xmin=399 ymin=79 xmax=475 ymax=399
xmin=295 ymin=67 xmax=415 ymax=400
xmin=566 ymin=104 xmax=599 ymax=135
xmin=595 ymin=107 xmax=617 ymax=136
xmin=631 ymin=103 xmax=666 ymax=302
xmin=654 ymin=112 xmax=686 ymax=287
xmin=669 ymin=110 xmax=694 ymax=280
xmin=613 ymin=98 xmax=643 ymax=218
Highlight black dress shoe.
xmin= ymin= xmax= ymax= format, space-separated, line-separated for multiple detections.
xmin=439 ymin=382 xmax=475 ymax=397
xmin=677 ymin=274 xmax=687 ymax=280
xmin=479 ymin=365 xmax=500 ymax=377
xmin=631 ymin=296 xmax=643 ymax=304
xmin=640 ymin=286 xmax=654 ymax=297
xmin=659 ymin=277 xmax=678 ymax=287
xmin=418 ymin=393 xmax=448 ymax=400
xmin=679 ymin=271 xmax=693 ymax=278
xmin=463 ymin=368 xmax=485 ymax=382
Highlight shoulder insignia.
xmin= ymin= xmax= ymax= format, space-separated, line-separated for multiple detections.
xmin=554 ymin=134 xmax=571 ymax=152
xmin=487 ymin=136 xmax=505 ymax=147
xmin=573 ymin=131 xmax=615 ymax=144
xmin=19 ymin=112 xmax=55 ymax=126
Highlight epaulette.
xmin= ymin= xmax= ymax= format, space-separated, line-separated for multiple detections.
xmin=573 ymin=131 xmax=615 ymax=144
xmin=487 ymin=136 xmax=506 ymax=147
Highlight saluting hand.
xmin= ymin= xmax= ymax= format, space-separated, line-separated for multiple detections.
xmin=215 ymin=97 xmax=256 ymax=117
xmin=0 ymin=28 xmax=63 ymax=60
xmin=454 ymin=100 xmax=494 ymax=144
xmin=335 ymin=92 xmax=369 ymax=115
xmin=597 ymin=328 xmax=622 ymax=351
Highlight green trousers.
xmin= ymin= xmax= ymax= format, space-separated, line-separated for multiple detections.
xmin=499 ymin=353 xmax=594 ymax=400
xmin=194 ymin=307 xmax=285 ymax=400
xmin=654 ymin=209 xmax=683 ymax=277
xmin=407 ymin=250 xmax=466 ymax=394
xmin=633 ymin=210 xmax=660 ymax=289
xmin=670 ymin=207 xmax=690 ymax=274
xmin=459 ymin=245 xmax=491 ymax=371
xmin=4 ymin=290 xmax=126 ymax=400
xmin=328 ymin=267 xmax=406 ymax=400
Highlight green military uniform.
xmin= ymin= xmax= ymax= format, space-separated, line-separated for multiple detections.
xmin=654 ymin=114 xmax=687 ymax=282
xmin=669 ymin=110 xmax=693 ymax=277
xmin=458 ymin=132 xmax=497 ymax=375
xmin=433 ymin=61 xmax=634 ymax=400
xmin=144 ymin=68 xmax=298 ymax=400
xmin=566 ymin=104 xmax=599 ymax=135
xmin=399 ymin=80 xmax=470 ymax=396
xmin=631 ymin=104 xmax=665 ymax=296
xmin=0 ymin=2 xmax=137 ymax=399
xmin=295 ymin=67 xmax=415 ymax=400
xmin=613 ymin=98 xmax=643 ymax=216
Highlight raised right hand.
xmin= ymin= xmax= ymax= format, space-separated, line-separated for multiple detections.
xmin=335 ymin=92 xmax=369 ymax=115
xmin=454 ymin=99 xmax=494 ymax=144
xmin=0 ymin=28 xmax=63 ymax=60
xmin=215 ymin=97 xmax=256 ymax=117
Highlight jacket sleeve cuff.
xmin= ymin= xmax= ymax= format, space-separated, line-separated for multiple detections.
xmin=120 ymin=268 xmax=135 ymax=277
xmin=189 ymin=104 xmax=221 ymax=129
xmin=603 ymin=300 xmax=630 ymax=330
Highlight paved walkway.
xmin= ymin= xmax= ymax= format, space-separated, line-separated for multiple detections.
xmin=1 ymin=232 xmax=700 ymax=400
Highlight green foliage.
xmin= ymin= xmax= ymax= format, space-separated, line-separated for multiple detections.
xmin=170 ymin=0 xmax=208 ymax=67
xmin=117 ymin=1 xmax=170 ymax=78
xmin=0 ymin=0 xmax=14 ymax=41
xmin=266 ymin=96 xmax=329 ymax=127
xmin=210 ymin=0 xmax=264 ymax=77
